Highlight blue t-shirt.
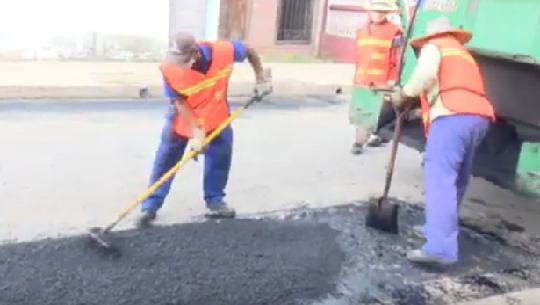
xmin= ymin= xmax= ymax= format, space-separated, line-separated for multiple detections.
xmin=391 ymin=35 xmax=402 ymax=48
xmin=163 ymin=40 xmax=247 ymax=98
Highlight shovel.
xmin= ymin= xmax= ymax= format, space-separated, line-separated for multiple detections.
xmin=364 ymin=0 xmax=422 ymax=234
xmin=365 ymin=100 xmax=407 ymax=234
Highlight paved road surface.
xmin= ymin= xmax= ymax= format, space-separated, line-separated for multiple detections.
xmin=1 ymin=96 xmax=540 ymax=304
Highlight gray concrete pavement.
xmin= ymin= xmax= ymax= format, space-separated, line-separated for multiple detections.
xmin=0 ymin=62 xmax=354 ymax=99
xmin=457 ymin=288 xmax=540 ymax=305
xmin=1 ymin=96 xmax=540 ymax=304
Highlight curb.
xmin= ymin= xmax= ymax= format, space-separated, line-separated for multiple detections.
xmin=0 ymin=82 xmax=351 ymax=100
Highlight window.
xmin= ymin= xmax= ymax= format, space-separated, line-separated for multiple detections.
xmin=276 ymin=0 xmax=314 ymax=43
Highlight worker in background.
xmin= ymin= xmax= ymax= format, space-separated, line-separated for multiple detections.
xmin=388 ymin=20 xmax=494 ymax=265
xmin=135 ymin=32 xmax=272 ymax=227
xmin=351 ymin=0 xmax=402 ymax=155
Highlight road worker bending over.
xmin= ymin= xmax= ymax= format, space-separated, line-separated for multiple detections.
xmin=387 ymin=20 xmax=495 ymax=265
xmin=136 ymin=32 xmax=272 ymax=227
xmin=351 ymin=0 xmax=402 ymax=154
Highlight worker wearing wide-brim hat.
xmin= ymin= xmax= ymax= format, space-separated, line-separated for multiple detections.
xmin=387 ymin=19 xmax=495 ymax=266
xmin=350 ymin=0 xmax=402 ymax=155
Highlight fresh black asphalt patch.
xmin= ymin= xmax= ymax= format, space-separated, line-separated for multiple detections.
xmin=1 ymin=202 xmax=540 ymax=305
xmin=0 ymin=219 xmax=343 ymax=305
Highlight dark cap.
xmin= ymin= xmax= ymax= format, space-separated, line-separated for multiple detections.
xmin=168 ymin=32 xmax=197 ymax=65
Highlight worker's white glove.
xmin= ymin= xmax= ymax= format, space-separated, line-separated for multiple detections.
xmin=254 ymin=68 xmax=273 ymax=100
xmin=254 ymin=79 xmax=273 ymax=101
xmin=189 ymin=127 xmax=206 ymax=152
xmin=384 ymin=86 xmax=409 ymax=108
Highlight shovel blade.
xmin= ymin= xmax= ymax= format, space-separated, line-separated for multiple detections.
xmin=365 ymin=195 xmax=400 ymax=234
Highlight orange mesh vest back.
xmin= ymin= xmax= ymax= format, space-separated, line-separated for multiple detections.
xmin=354 ymin=21 xmax=401 ymax=86
xmin=419 ymin=37 xmax=495 ymax=135
xmin=160 ymin=41 xmax=234 ymax=137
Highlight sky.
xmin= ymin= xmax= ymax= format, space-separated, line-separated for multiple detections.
xmin=0 ymin=0 xmax=168 ymax=47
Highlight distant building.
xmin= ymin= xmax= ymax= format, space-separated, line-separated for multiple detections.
xmin=215 ymin=0 xmax=325 ymax=56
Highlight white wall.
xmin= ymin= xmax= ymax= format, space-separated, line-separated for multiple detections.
xmin=168 ymin=0 xmax=209 ymax=41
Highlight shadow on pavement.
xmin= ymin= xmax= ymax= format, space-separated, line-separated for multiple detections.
xmin=1 ymin=202 xmax=540 ymax=305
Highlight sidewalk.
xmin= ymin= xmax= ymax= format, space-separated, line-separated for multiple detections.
xmin=0 ymin=62 xmax=354 ymax=99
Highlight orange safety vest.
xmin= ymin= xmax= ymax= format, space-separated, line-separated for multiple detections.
xmin=354 ymin=21 xmax=401 ymax=86
xmin=160 ymin=41 xmax=234 ymax=137
xmin=419 ymin=37 xmax=495 ymax=135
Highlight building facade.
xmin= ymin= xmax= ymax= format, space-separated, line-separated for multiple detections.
xmin=318 ymin=0 xmax=369 ymax=63
xmin=172 ymin=0 xmax=405 ymax=60
xmin=318 ymin=0 xmax=403 ymax=63
xmin=218 ymin=0 xmax=326 ymax=56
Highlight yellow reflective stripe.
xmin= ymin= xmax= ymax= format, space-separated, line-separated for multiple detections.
xmin=439 ymin=48 xmax=475 ymax=65
xmin=367 ymin=68 xmax=384 ymax=75
xmin=179 ymin=65 xmax=233 ymax=96
xmin=357 ymin=38 xmax=392 ymax=47
xmin=370 ymin=52 xmax=385 ymax=60
xmin=356 ymin=68 xmax=385 ymax=75
xmin=422 ymin=112 xmax=429 ymax=124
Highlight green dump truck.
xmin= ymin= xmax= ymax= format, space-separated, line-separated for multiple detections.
xmin=351 ymin=0 xmax=540 ymax=198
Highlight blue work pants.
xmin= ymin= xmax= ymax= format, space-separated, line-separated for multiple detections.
xmin=420 ymin=114 xmax=490 ymax=261
xmin=140 ymin=107 xmax=233 ymax=212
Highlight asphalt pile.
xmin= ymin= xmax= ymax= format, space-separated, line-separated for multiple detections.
xmin=259 ymin=202 xmax=540 ymax=304
xmin=0 ymin=219 xmax=344 ymax=305
xmin=1 ymin=202 xmax=540 ymax=305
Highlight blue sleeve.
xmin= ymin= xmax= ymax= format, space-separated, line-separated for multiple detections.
xmin=231 ymin=40 xmax=247 ymax=63
xmin=162 ymin=79 xmax=180 ymax=98
xmin=391 ymin=35 xmax=402 ymax=48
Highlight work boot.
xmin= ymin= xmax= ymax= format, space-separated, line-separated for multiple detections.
xmin=205 ymin=201 xmax=236 ymax=219
xmin=350 ymin=143 xmax=366 ymax=155
xmin=366 ymin=134 xmax=383 ymax=147
xmin=135 ymin=209 xmax=157 ymax=228
xmin=407 ymin=249 xmax=455 ymax=266
xmin=410 ymin=225 xmax=463 ymax=239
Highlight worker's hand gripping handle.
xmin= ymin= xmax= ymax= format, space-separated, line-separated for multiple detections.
xmin=253 ymin=68 xmax=273 ymax=103
xmin=191 ymin=68 xmax=273 ymax=160
xmin=369 ymin=82 xmax=401 ymax=104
